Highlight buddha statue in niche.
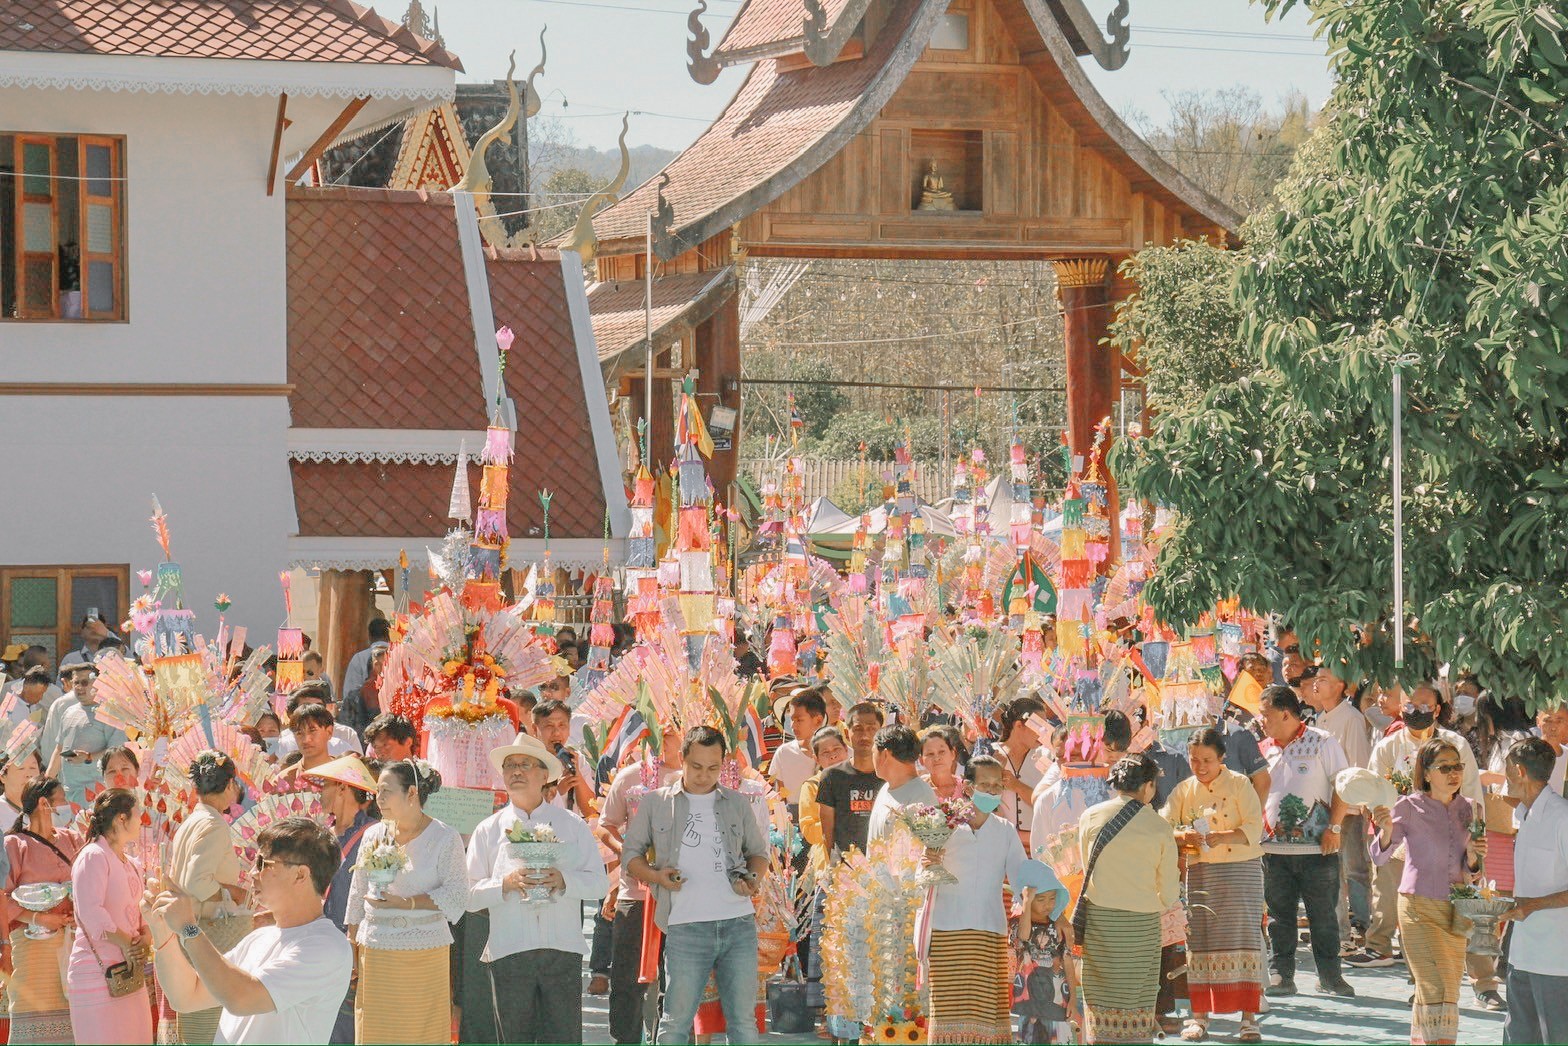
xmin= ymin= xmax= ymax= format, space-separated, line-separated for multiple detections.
xmin=917 ymin=158 xmax=956 ymax=210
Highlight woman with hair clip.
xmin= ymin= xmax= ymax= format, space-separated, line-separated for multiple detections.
xmin=2 ymin=775 xmax=84 ymax=1044
xmin=163 ymin=751 xmax=251 ymax=1044
xmin=345 ymin=758 xmax=469 ymax=1044
xmin=67 ymin=788 xmax=152 ymax=1044
xmin=1370 ymin=737 xmax=1487 ymax=1046
xmin=1075 ymin=753 xmax=1179 ymax=1045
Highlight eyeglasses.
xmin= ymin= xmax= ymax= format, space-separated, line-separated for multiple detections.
xmin=254 ymin=853 xmax=302 ymax=873
xmin=1430 ymin=763 xmax=1464 ymax=774
xmin=502 ymin=758 xmax=546 ymax=774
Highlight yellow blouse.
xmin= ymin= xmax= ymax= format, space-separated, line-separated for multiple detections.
xmin=1078 ymin=797 xmax=1179 ymax=913
xmin=798 ymin=773 xmax=827 ymax=873
xmin=1163 ymin=768 xmax=1265 ymax=864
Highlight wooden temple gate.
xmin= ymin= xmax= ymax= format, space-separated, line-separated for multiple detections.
xmin=584 ymin=0 xmax=1238 ymax=553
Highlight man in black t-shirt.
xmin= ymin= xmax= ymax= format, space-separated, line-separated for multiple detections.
xmin=814 ymin=701 xmax=886 ymax=860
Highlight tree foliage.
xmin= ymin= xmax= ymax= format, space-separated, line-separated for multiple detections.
xmin=1113 ymin=0 xmax=1568 ymax=709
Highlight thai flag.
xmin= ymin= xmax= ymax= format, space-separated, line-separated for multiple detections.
xmin=599 ymin=706 xmax=650 ymax=779
xmin=741 ymin=704 xmax=767 ymax=768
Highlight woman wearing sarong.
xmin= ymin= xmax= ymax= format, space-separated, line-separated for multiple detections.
xmin=163 ymin=751 xmax=252 ymax=1044
xmin=1075 ymin=754 xmax=1177 ymax=1044
xmin=924 ymin=755 xmax=1024 ymax=1044
xmin=345 ymin=759 xmax=468 ymax=1044
xmin=1163 ymin=726 xmax=1266 ymax=1043
xmin=2 ymin=776 xmax=83 ymax=1044
xmin=67 ymin=788 xmax=152 ymax=1045
xmin=1371 ymin=738 xmax=1486 ymax=1045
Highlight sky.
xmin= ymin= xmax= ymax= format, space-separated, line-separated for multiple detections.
xmin=372 ymin=0 xmax=1336 ymax=151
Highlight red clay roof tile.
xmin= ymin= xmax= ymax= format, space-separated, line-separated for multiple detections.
xmin=0 ymin=0 xmax=463 ymax=69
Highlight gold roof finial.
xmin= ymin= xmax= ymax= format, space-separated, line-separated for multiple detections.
xmin=560 ymin=114 xmax=631 ymax=265
xmin=452 ymin=50 xmax=519 ymax=197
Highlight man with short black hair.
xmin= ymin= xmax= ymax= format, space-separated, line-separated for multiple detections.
xmin=815 ymin=702 xmax=885 ymax=861
xmin=1500 ymin=737 xmax=1568 ymax=1044
xmin=768 ymin=687 xmax=828 ymax=807
xmin=148 ymin=816 xmax=353 ymax=1045
xmin=42 ymin=662 xmax=124 ymax=804
xmin=72 ymin=611 xmax=119 ymax=667
xmin=625 ymin=726 xmax=769 ymax=1045
xmin=339 ymin=620 xmax=391 ymax=712
xmin=1258 ymin=684 xmax=1354 ymax=999
xmin=0 ymin=666 xmax=56 ymax=727
xmin=534 ymin=699 xmax=594 ymax=812
xmin=867 ymin=724 xmax=937 ymax=842
xmin=275 ymin=687 xmax=362 ymax=760
xmin=361 ymin=713 xmax=417 ymax=762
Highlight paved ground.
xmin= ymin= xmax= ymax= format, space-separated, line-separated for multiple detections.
xmin=574 ymin=929 xmax=1508 ymax=1044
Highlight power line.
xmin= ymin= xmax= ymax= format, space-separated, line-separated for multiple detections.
xmin=742 ymin=377 xmax=1065 ymax=394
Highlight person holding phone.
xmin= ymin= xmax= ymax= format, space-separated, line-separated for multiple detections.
xmin=624 ymin=726 xmax=769 ymax=1045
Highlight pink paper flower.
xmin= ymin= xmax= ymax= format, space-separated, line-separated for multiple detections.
xmin=136 ymin=569 xmax=153 ymax=587
xmin=495 ymin=326 xmax=515 ymax=353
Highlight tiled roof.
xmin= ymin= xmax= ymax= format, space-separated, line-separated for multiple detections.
xmin=587 ymin=267 xmax=736 ymax=375
xmin=592 ymin=0 xmax=941 ymax=247
xmin=286 ymin=186 xmax=607 ymax=539
xmin=0 ymin=0 xmax=463 ymax=69
xmin=716 ymin=0 xmax=858 ymax=57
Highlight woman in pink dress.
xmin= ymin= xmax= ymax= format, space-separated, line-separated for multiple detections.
xmin=66 ymin=789 xmax=152 ymax=1045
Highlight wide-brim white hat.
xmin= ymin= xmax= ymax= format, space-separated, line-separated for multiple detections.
xmin=1335 ymin=766 xmax=1398 ymax=810
xmin=489 ymin=732 xmax=564 ymax=783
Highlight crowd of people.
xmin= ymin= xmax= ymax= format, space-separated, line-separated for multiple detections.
xmin=1 ymin=617 xmax=1567 ymax=1046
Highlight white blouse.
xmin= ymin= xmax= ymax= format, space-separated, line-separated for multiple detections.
xmin=929 ymin=815 xmax=1025 ymax=934
xmin=345 ymin=818 xmax=469 ymax=950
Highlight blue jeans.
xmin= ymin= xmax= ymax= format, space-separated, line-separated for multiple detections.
xmin=658 ymin=915 xmax=758 ymax=1045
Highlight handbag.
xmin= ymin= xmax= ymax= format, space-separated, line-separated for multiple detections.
xmin=766 ymin=954 xmax=812 ymax=1034
xmin=1070 ymin=798 xmax=1145 ymax=948
xmin=83 ymin=931 xmax=146 ymax=999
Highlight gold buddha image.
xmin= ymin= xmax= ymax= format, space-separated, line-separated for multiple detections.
xmin=916 ymin=158 xmax=956 ymax=210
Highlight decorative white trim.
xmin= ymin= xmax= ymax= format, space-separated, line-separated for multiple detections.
xmin=0 ymin=53 xmax=456 ymax=102
xmin=287 ymin=428 xmax=486 ymax=465
xmin=562 ymin=250 xmax=633 ymax=540
xmin=451 ymin=191 xmax=516 ymax=429
xmin=288 ymin=536 xmax=625 ymax=572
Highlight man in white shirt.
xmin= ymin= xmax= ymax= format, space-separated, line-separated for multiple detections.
xmin=867 ymin=724 xmax=938 ymax=842
xmin=0 ymin=667 xmax=56 ymax=728
xmin=1532 ymin=705 xmax=1568 ymax=794
xmin=273 ymin=686 xmax=363 ymax=760
xmin=767 ymin=686 xmax=827 ymax=808
xmin=148 ymin=816 xmax=352 ymax=1045
xmin=1303 ymin=667 xmax=1373 ymax=959
xmin=625 ymin=725 xmax=769 ymax=1045
xmin=1499 ymin=737 xmax=1568 ymax=1044
xmin=466 ymin=732 xmax=608 ymax=1044
xmin=1351 ymin=682 xmax=1482 ymax=973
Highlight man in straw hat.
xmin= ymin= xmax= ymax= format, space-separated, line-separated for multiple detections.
xmin=465 ymin=731 xmax=608 ymax=1044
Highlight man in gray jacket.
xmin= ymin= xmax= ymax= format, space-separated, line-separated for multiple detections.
xmin=624 ymin=725 xmax=769 ymax=1044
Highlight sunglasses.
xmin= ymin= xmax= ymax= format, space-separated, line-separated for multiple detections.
xmin=253 ymin=853 xmax=303 ymax=873
xmin=1430 ymin=763 xmax=1464 ymax=774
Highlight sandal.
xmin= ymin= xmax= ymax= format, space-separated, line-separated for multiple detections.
xmin=1181 ymin=1018 xmax=1210 ymax=1042
xmin=1239 ymin=1018 xmax=1263 ymax=1043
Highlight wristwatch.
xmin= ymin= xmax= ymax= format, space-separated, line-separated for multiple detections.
xmin=1327 ymin=824 xmax=1342 ymax=835
xmin=178 ymin=923 xmax=203 ymax=942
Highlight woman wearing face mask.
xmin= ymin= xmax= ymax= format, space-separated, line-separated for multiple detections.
xmin=67 ymin=788 xmax=152 ymax=1045
xmin=162 ymin=751 xmax=251 ymax=1044
xmin=1163 ymin=728 xmax=1266 ymax=1043
xmin=2 ymin=776 xmax=84 ymax=1044
xmin=1370 ymin=739 xmax=1487 ymax=1045
xmin=922 ymin=755 xmax=1025 ymax=1044
xmin=253 ymin=713 xmax=283 ymax=759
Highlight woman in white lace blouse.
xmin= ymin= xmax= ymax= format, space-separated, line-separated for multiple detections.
xmin=345 ymin=759 xmax=469 ymax=1043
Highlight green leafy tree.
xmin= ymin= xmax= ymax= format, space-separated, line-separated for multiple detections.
xmin=1113 ymin=0 xmax=1568 ymax=709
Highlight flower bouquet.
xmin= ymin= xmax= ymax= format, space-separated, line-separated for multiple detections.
xmin=902 ymin=798 xmax=975 ymax=886
xmin=356 ymin=837 xmax=410 ymax=900
xmin=505 ymin=822 xmax=562 ymax=904
xmin=1388 ymin=768 xmax=1414 ymax=796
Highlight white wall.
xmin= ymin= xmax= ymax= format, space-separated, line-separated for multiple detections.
xmin=0 ymin=83 xmax=329 ymax=630
xmin=0 ymin=394 xmax=293 ymax=633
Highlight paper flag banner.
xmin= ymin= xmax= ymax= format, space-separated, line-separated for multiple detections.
xmin=1229 ymin=671 xmax=1263 ymax=716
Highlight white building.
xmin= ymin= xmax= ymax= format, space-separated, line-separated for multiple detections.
xmin=0 ymin=2 xmax=625 ymax=679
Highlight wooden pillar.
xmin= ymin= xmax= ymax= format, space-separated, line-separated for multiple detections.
xmin=648 ymin=364 xmax=676 ymax=472
xmin=317 ymin=568 xmax=373 ymax=697
xmin=1053 ymin=257 xmax=1121 ymax=562
xmin=694 ymin=292 xmax=741 ymax=503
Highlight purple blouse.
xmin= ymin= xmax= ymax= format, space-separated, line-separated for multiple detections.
xmin=1369 ymin=793 xmax=1475 ymax=900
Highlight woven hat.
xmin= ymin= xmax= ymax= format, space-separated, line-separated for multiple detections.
xmin=488 ymin=732 xmax=564 ymax=783
xmin=303 ymin=755 xmax=378 ymax=793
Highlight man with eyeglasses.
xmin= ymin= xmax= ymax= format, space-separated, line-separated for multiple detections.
xmin=147 ymin=816 xmax=353 ymax=1045
xmin=466 ymin=732 xmax=607 ymax=1044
